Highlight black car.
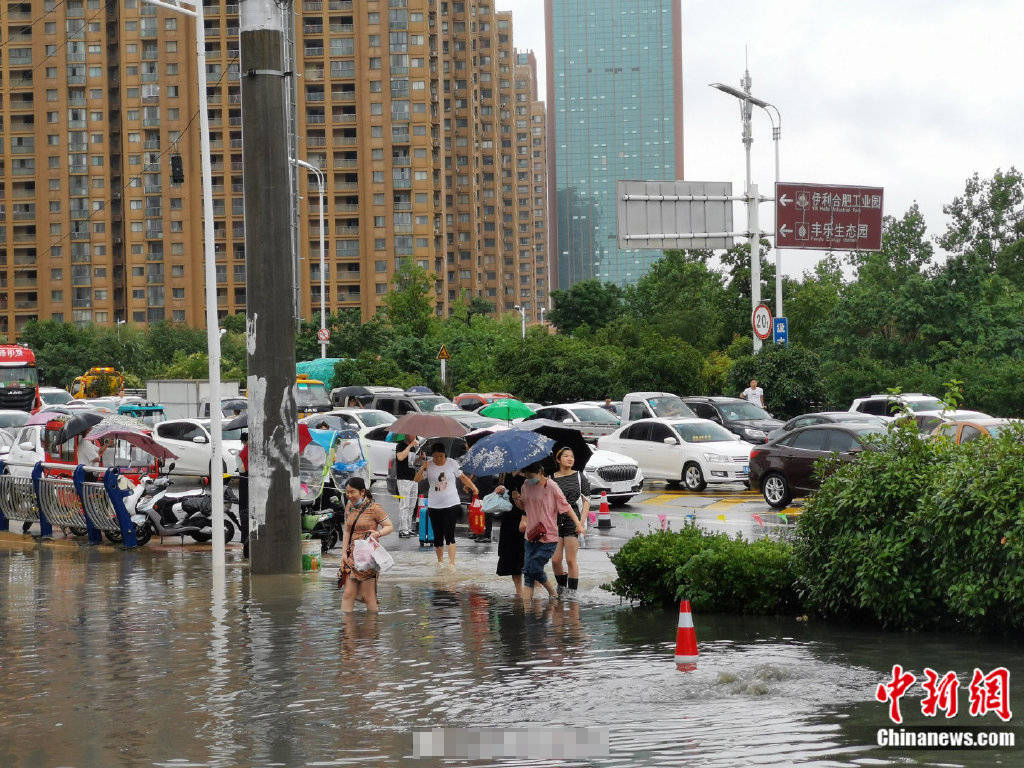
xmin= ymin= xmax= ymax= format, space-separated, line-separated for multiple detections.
xmin=765 ymin=411 xmax=888 ymax=442
xmin=748 ymin=424 xmax=879 ymax=508
xmin=682 ymin=396 xmax=783 ymax=443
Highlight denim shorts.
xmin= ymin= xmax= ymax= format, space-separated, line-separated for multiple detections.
xmin=522 ymin=541 xmax=557 ymax=587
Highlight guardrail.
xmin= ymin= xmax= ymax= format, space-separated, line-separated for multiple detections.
xmin=0 ymin=462 xmax=139 ymax=548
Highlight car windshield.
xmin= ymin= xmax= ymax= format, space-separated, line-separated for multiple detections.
xmin=720 ymin=402 xmax=771 ymax=421
xmin=569 ymin=407 xmax=619 ymax=424
xmin=414 ymin=396 xmax=448 ymax=412
xmin=40 ymin=390 xmax=73 ymax=405
xmin=0 ymin=366 xmax=37 ymax=389
xmin=647 ymin=396 xmax=694 ymax=418
xmin=905 ymin=398 xmax=945 ymax=412
xmin=671 ymin=422 xmax=737 ymax=443
xmin=0 ymin=411 xmax=29 ymax=428
xmin=359 ymin=411 xmax=395 ymax=427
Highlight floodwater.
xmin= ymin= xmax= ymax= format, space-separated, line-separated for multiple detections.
xmin=0 ymin=536 xmax=1021 ymax=768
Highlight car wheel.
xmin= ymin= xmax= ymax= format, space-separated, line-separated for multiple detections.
xmin=608 ymin=495 xmax=633 ymax=507
xmin=762 ymin=473 xmax=792 ymax=509
xmin=682 ymin=462 xmax=707 ymax=492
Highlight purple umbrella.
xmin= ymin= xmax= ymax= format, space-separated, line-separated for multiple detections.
xmin=86 ymin=425 xmax=178 ymax=460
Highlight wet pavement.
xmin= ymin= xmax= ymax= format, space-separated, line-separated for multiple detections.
xmin=2 ymin=513 xmax=1023 ymax=768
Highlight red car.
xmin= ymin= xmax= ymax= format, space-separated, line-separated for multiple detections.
xmin=748 ymin=424 xmax=882 ymax=508
xmin=453 ymin=392 xmax=514 ymax=411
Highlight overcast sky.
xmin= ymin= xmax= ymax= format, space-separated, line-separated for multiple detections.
xmin=496 ymin=0 xmax=1024 ymax=276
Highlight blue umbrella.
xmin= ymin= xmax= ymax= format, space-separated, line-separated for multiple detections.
xmin=458 ymin=429 xmax=555 ymax=477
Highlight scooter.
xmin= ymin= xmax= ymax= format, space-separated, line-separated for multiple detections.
xmin=304 ymin=487 xmax=346 ymax=553
xmin=133 ymin=476 xmax=240 ymax=545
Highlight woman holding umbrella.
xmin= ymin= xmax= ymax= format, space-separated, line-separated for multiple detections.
xmin=415 ymin=442 xmax=478 ymax=569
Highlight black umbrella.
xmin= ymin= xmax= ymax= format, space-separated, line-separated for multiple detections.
xmin=512 ymin=419 xmax=593 ymax=471
xmin=55 ymin=411 xmax=103 ymax=444
xmin=332 ymin=385 xmax=375 ymax=407
xmin=224 ymin=412 xmax=248 ymax=431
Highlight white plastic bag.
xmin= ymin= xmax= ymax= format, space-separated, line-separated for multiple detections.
xmin=352 ymin=538 xmax=378 ymax=572
xmin=369 ymin=537 xmax=394 ymax=573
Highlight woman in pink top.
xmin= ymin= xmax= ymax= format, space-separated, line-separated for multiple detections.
xmin=517 ymin=461 xmax=573 ymax=602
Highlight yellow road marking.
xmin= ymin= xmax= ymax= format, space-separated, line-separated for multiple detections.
xmin=704 ymin=498 xmax=752 ymax=509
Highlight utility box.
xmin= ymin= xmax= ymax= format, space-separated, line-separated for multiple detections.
xmin=145 ymin=379 xmax=241 ymax=420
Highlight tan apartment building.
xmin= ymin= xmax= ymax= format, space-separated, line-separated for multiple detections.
xmin=0 ymin=0 xmax=547 ymax=338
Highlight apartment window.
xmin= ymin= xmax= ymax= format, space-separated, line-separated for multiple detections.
xmin=375 ymin=261 xmax=386 ymax=272
xmin=374 ymin=216 xmax=385 ymax=227
xmin=167 ymin=63 xmax=178 ymax=75
xmin=368 ymin=34 xmax=380 ymax=47
xmin=369 ymin=57 xmax=382 ymax=70
xmin=367 ymin=12 xmax=379 ymax=23
xmin=165 ymin=41 xmax=177 ymax=52
xmin=172 ymin=288 xmax=185 ymax=299
xmin=374 ymin=238 xmax=386 ymax=250
xmin=370 ymin=102 xmax=383 ymax=115
xmin=371 ymin=126 xmax=383 ymax=137
xmin=165 ymin=17 xmax=177 ymax=29
xmin=171 ymin=265 xmax=185 ymax=277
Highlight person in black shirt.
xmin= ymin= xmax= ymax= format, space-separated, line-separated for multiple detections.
xmin=394 ymin=436 xmax=419 ymax=537
xmin=550 ymin=447 xmax=589 ymax=597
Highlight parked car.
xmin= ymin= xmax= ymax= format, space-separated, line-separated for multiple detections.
xmin=766 ymin=411 xmax=888 ymax=442
xmin=906 ymin=410 xmax=990 ymax=434
xmin=330 ymin=385 xmax=403 ymax=409
xmin=931 ymin=417 xmax=1023 ymax=444
xmin=370 ymin=392 xmax=452 ymax=416
xmin=582 ymin=449 xmax=644 ymax=506
xmin=453 ymin=392 xmax=515 ymax=411
xmin=526 ymin=402 xmax=621 ymax=442
xmin=0 ymin=430 xmax=13 ymax=459
xmin=300 ymin=408 xmax=396 ymax=432
xmin=598 ymin=418 xmax=752 ymax=491
xmin=0 ymin=409 xmax=30 ymax=431
xmin=199 ymin=397 xmax=248 ymax=419
xmin=682 ymin=396 xmax=783 ymax=444
xmin=152 ymin=418 xmax=242 ymax=476
xmin=443 ymin=411 xmax=504 ymax=431
xmin=621 ymin=392 xmax=695 ymax=422
xmin=38 ymin=387 xmax=74 ymax=407
xmin=748 ymin=424 xmax=880 ymax=508
xmin=848 ymin=393 xmax=946 ymax=419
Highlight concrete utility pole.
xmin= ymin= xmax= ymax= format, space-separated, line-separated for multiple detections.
xmin=241 ymin=0 xmax=300 ymax=574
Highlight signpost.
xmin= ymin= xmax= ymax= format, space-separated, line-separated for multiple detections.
xmin=317 ymin=328 xmax=330 ymax=344
xmin=752 ymin=303 xmax=773 ymax=342
xmin=773 ymin=317 xmax=788 ymax=346
xmin=776 ymin=182 xmax=884 ymax=251
xmin=437 ymin=345 xmax=451 ymax=386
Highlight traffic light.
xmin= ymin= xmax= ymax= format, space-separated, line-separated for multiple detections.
xmin=170 ymin=154 xmax=184 ymax=184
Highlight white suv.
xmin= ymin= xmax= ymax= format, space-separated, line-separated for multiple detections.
xmin=849 ymin=394 xmax=987 ymax=427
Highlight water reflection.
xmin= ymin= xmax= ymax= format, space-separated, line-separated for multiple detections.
xmin=0 ymin=544 xmax=1021 ymax=767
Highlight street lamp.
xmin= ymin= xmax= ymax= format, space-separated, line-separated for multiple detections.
xmin=710 ymin=74 xmax=784 ymax=325
xmin=539 ymin=307 xmax=546 ymax=325
xmin=513 ymin=304 xmax=526 ymax=340
xmin=141 ymin=0 xmax=225 ymax=571
xmin=290 ymin=157 xmax=327 ymax=359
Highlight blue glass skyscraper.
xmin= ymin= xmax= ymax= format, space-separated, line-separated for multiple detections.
xmin=545 ymin=0 xmax=683 ymax=289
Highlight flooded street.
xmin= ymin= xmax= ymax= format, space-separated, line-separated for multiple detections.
xmin=0 ymin=536 xmax=1021 ymax=768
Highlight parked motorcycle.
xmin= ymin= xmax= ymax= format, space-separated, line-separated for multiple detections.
xmin=132 ymin=475 xmax=240 ymax=545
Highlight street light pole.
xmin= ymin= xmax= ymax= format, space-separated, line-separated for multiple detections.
xmin=710 ymin=70 xmax=782 ymax=351
xmin=142 ymin=0 xmax=225 ymax=571
xmin=539 ymin=307 xmax=546 ymax=325
xmin=514 ymin=304 xmax=526 ymax=339
xmin=291 ymin=158 xmax=326 ymax=359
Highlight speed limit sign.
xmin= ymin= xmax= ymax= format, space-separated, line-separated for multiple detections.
xmin=317 ymin=328 xmax=330 ymax=343
xmin=752 ymin=303 xmax=773 ymax=341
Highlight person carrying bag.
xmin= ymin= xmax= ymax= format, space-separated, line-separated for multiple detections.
xmin=338 ymin=477 xmax=393 ymax=612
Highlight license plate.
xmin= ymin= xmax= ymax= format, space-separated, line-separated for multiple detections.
xmin=743 ymin=465 xmax=749 ymax=473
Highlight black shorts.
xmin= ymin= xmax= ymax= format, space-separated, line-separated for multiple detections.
xmin=428 ymin=505 xmax=461 ymax=547
xmin=557 ymin=513 xmax=578 ymax=539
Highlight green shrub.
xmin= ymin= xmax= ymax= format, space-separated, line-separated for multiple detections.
xmin=605 ymin=525 xmax=800 ymax=614
xmin=794 ymin=426 xmax=1024 ymax=633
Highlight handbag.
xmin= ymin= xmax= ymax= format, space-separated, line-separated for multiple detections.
xmin=525 ymin=521 xmax=548 ymax=543
xmin=481 ymin=490 xmax=512 ymax=514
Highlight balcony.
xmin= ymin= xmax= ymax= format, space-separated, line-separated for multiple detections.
xmin=333 ymin=113 xmax=356 ymax=123
xmin=333 ymin=158 xmax=357 ymax=168
xmin=14 ymin=299 xmax=38 ymax=310
xmin=304 ymin=47 xmax=324 ymax=57
xmin=12 ymin=210 xmax=35 ymax=219
xmin=329 ymin=0 xmax=352 ymax=9
xmin=302 ymin=0 xmax=322 ymax=9
xmin=13 ymin=276 xmax=37 ymax=288
xmin=330 ymin=23 xmax=353 ymax=33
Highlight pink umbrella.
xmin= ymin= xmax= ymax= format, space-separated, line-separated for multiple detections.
xmin=27 ymin=407 xmax=73 ymax=426
xmin=86 ymin=425 xmax=178 ymax=460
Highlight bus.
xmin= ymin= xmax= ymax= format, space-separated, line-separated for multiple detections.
xmin=0 ymin=345 xmax=41 ymax=412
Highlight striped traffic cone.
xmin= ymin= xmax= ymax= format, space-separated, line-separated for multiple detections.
xmin=674 ymin=599 xmax=699 ymax=670
xmin=597 ymin=491 xmax=612 ymax=529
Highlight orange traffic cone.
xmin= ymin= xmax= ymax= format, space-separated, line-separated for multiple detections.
xmin=674 ymin=599 xmax=699 ymax=670
xmin=597 ymin=491 xmax=612 ymax=529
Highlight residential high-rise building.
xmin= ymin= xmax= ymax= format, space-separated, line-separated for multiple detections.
xmin=545 ymin=0 xmax=683 ymax=290
xmin=0 ymin=0 xmax=547 ymax=337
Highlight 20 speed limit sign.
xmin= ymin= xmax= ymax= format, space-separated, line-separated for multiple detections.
xmin=752 ymin=303 xmax=773 ymax=341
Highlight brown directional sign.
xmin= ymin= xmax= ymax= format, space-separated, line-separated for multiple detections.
xmin=776 ymin=182 xmax=884 ymax=251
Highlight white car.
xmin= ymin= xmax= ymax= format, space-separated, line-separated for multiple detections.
xmin=300 ymin=408 xmax=396 ymax=432
xmin=38 ymin=387 xmax=74 ymax=407
xmin=598 ymin=417 xmax=752 ymax=492
xmin=361 ymin=424 xmax=398 ymax=481
xmin=0 ymin=409 xmax=30 ymax=431
xmin=153 ymin=418 xmax=241 ymax=477
xmin=582 ymin=449 xmax=644 ymax=507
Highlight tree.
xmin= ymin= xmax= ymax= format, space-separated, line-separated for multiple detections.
xmin=383 ymin=262 xmax=435 ymax=337
xmin=546 ymin=279 xmax=624 ymax=334
xmin=727 ymin=344 xmax=825 ymax=419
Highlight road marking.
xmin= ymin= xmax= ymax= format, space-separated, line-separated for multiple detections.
xmin=703 ymin=498 xmax=753 ymax=510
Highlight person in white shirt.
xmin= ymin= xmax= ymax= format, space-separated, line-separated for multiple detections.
xmin=414 ymin=442 xmax=477 ymax=569
xmin=741 ymin=379 xmax=765 ymax=408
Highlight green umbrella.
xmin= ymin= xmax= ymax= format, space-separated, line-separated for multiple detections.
xmin=479 ymin=398 xmax=535 ymax=422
